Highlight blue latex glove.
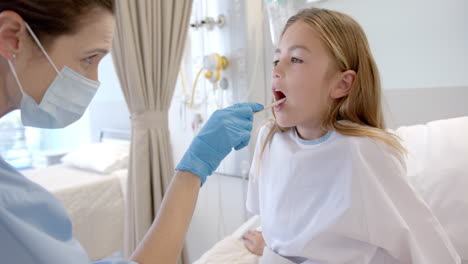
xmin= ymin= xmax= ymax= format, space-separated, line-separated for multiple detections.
xmin=176 ymin=103 xmax=264 ymax=185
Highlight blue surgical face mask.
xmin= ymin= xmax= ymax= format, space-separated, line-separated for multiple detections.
xmin=7 ymin=23 xmax=100 ymax=129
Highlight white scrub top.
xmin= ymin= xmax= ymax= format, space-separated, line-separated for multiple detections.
xmin=247 ymin=123 xmax=460 ymax=264
xmin=0 ymin=156 xmax=137 ymax=264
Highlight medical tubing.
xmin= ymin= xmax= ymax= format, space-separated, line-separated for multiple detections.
xmin=179 ymin=67 xmax=188 ymax=96
xmin=189 ymin=67 xmax=205 ymax=108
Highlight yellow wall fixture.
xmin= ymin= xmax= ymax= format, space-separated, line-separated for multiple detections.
xmin=203 ymin=53 xmax=229 ymax=83
xmin=186 ymin=53 xmax=229 ymax=108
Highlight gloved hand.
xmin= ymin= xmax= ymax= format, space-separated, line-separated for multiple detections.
xmin=176 ymin=103 xmax=264 ymax=185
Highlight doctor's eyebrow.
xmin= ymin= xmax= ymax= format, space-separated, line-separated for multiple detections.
xmin=86 ymin=48 xmax=110 ymax=55
xmin=275 ymin=45 xmax=311 ymax=54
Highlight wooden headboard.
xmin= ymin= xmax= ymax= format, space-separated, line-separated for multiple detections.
xmin=382 ymin=86 xmax=468 ymax=129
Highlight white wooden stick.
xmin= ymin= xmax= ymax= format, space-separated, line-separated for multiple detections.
xmin=255 ymin=98 xmax=286 ymax=115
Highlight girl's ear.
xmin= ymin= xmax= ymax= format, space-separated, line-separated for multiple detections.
xmin=330 ymin=70 xmax=356 ymax=99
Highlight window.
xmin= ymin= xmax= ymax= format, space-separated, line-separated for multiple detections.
xmin=0 ymin=111 xmax=32 ymax=169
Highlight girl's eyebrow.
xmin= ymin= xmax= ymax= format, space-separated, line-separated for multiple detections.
xmin=275 ymin=45 xmax=311 ymax=54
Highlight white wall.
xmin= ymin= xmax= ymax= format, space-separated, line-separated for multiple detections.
xmin=94 ymin=54 xmax=125 ymax=103
xmin=88 ymin=55 xmax=129 ymax=142
xmin=313 ymin=0 xmax=468 ymax=89
xmin=310 ymin=0 xmax=468 ymax=127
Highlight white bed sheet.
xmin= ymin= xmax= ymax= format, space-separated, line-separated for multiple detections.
xmin=194 ymin=216 xmax=260 ymax=264
xmin=194 ymin=215 xmax=301 ymax=264
xmin=23 ymin=164 xmax=127 ymax=261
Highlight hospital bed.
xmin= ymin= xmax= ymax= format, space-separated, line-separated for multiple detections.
xmin=22 ymin=130 xmax=130 ymax=261
xmin=194 ymin=87 xmax=468 ymax=264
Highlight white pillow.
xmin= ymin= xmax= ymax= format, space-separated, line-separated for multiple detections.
xmin=61 ymin=142 xmax=130 ymax=174
xmin=396 ymin=116 xmax=468 ymax=261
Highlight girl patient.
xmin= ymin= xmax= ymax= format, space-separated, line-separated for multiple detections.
xmin=243 ymin=7 xmax=460 ymax=264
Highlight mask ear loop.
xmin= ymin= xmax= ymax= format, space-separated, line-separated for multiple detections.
xmin=24 ymin=23 xmax=62 ymax=77
xmin=7 ymin=60 xmax=26 ymax=94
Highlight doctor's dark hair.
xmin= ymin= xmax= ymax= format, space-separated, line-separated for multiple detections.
xmin=0 ymin=0 xmax=114 ymax=48
xmin=255 ymin=8 xmax=405 ymax=179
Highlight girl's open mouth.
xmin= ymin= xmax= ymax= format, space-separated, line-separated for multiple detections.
xmin=273 ymin=90 xmax=287 ymax=111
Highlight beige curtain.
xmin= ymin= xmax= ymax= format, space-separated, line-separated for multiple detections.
xmin=111 ymin=1 xmax=193 ymax=263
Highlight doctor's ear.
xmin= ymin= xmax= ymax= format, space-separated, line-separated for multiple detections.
xmin=330 ymin=70 xmax=356 ymax=99
xmin=0 ymin=11 xmax=25 ymax=60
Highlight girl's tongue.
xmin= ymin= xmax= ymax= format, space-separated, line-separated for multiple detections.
xmin=274 ymin=91 xmax=287 ymax=111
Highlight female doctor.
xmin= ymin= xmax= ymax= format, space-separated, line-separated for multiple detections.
xmin=0 ymin=1 xmax=263 ymax=263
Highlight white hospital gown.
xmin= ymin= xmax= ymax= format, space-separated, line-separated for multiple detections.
xmin=0 ymin=156 xmax=137 ymax=264
xmin=246 ymin=123 xmax=460 ymax=264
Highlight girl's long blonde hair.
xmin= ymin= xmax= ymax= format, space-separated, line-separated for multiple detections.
xmin=257 ymin=8 xmax=405 ymax=174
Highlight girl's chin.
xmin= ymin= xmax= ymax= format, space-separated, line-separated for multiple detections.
xmin=275 ymin=115 xmax=295 ymax=128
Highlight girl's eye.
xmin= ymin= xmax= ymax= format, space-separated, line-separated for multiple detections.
xmin=291 ymin=57 xmax=303 ymax=63
xmin=273 ymin=60 xmax=279 ymax=67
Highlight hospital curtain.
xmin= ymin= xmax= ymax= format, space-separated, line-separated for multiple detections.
xmin=111 ymin=1 xmax=193 ymax=263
